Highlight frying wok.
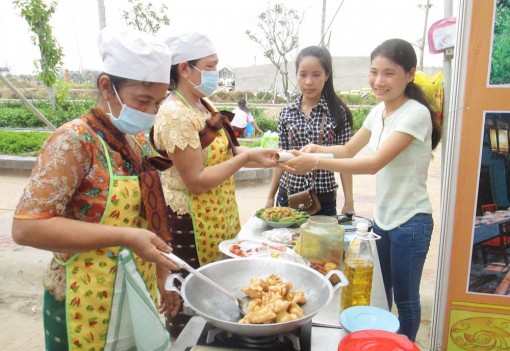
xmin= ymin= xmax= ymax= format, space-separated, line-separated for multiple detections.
xmin=165 ymin=257 xmax=347 ymax=337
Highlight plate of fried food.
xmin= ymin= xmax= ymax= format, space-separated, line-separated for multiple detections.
xmin=255 ymin=207 xmax=309 ymax=228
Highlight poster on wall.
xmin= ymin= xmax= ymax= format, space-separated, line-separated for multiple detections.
xmin=488 ymin=0 xmax=510 ymax=86
xmin=469 ymin=112 xmax=510 ymax=296
xmin=433 ymin=0 xmax=510 ymax=348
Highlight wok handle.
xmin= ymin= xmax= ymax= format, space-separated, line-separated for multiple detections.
xmin=325 ymin=270 xmax=349 ymax=291
xmin=161 ymin=251 xmax=240 ymax=302
xmin=164 ymin=273 xmax=184 ymax=297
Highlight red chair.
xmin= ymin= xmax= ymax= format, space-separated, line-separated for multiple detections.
xmin=481 ymin=203 xmax=497 ymax=213
xmin=480 ymin=221 xmax=510 ymax=265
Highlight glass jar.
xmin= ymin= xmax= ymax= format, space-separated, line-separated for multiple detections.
xmin=299 ymin=216 xmax=345 ymax=274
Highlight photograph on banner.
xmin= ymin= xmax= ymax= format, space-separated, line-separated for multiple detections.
xmin=488 ymin=0 xmax=510 ymax=86
xmin=469 ymin=112 xmax=510 ymax=295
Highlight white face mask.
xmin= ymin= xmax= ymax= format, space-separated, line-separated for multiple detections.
xmin=106 ymin=85 xmax=156 ymax=135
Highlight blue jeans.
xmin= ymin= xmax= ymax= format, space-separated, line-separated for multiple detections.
xmin=276 ymin=188 xmax=337 ymax=216
xmin=374 ymin=213 xmax=433 ymax=342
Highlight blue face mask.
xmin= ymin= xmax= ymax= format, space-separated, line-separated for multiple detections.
xmin=106 ymin=86 xmax=156 ymax=135
xmin=188 ymin=65 xmax=219 ymax=96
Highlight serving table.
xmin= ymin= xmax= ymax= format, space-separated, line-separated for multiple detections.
xmin=474 ymin=211 xmax=510 ymax=244
xmin=170 ymin=216 xmax=389 ymax=351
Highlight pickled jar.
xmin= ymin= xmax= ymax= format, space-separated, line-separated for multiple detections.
xmin=299 ymin=216 xmax=345 ymax=276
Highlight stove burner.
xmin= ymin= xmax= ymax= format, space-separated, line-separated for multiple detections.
xmin=197 ymin=322 xmax=311 ymax=351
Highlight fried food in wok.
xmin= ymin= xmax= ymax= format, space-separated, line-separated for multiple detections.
xmin=239 ymin=274 xmax=306 ymax=324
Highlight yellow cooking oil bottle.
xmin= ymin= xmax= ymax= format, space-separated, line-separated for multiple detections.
xmin=340 ymin=222 xmax=379 ymax=311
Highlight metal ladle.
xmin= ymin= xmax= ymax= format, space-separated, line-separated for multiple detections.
xmin=160 ymin=251 xmax=248 ymax=315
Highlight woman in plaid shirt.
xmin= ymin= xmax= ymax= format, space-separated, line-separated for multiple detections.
xmin=266 ymin=46 xmax=355 ymax=215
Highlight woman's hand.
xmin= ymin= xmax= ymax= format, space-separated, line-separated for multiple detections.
xmin=265 ymin=197 xmax=275 ymax=208
xmin=300 ymin=143 xmax=320 ymax=153
xmin=247 ymin=148 xmax=278 ymax=168
xmin=280 ymin=150 xmax=318 ymax=174
xmin=124 ymin=229 xmax=179 ymax=271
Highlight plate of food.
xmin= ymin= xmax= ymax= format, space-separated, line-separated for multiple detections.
xmin=219 ymin=239 xmax=294 ymax=258
xmin=261 ymin=227 xmax=300 ymax=246
xmin=255 ymin=207 xmax=309 ymax=228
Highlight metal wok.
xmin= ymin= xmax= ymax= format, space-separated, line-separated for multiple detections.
xmin=165 ymin=257 xmax=347 ymax=337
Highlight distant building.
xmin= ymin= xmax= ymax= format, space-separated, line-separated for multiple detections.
xmin=219 ymin=66 xmax=235 ymax=87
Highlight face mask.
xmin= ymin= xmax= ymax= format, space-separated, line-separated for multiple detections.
xmin=106 ymin=86 xmax=157 ymax=135
xmin=188 ymin=65 xmax=219 ymax=96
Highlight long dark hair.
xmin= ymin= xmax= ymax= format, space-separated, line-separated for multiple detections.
xmin=295 ymin=46 xmax=353 ymax=133
xmin=370 ymin=39 xmax=442 ymax=150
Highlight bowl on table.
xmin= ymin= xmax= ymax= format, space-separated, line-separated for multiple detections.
xmin=254 ymin=207 xmax=309 ymax=228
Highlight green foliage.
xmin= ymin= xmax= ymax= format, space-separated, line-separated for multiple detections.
xmin=0 ymin=100 xmax=95 ymax=128
xmin=253 ymin=113 xmax=278 ymax=132
xmin=351 ymin=108 xmax=371 ymax=133
xmin=0 ymin=130 xmax=51 ymax=156
xmin=122 ymin=0 xmax=170 ymax=34
xmin=490 ymin=0 xmax=510 ymax=84
xmin=12 ymin=0 xmax=64 ymax=88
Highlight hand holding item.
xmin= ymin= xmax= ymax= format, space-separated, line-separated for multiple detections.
xmin=280 ymin=150 xmax=319 ymax=175
xmin=157 ymin=265 xmax=182 ymax=317
xmin=248 ymin=147 xmax=279 ymax=168
xmin=300 ymin=143 xmax=320 ymax=153
xmin=126 ymin=228 xmax=179 ymax=271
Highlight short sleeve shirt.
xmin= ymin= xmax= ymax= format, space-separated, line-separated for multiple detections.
xmin=363 ymin=99 xmax=433 ymax=230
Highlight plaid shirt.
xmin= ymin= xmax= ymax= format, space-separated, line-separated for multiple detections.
xmin=278 ymin=96 xmax=352 ymax=195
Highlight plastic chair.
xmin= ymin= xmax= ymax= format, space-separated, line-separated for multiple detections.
xmin=481 ymin=203 xmax=497 ymax=213
xmin=480 ymin=220 xmax=510 ymax=265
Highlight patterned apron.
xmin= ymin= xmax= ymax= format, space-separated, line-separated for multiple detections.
xmin=57 ymin=137 xmax=158 ymax=351
xmin=188 ymin=128 xmax=241 ymax=265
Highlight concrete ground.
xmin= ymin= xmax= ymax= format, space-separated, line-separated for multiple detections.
xmin=0 ymin=144 xmax=441 ymax=350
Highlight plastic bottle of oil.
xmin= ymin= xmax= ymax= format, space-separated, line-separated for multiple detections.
xmin=340 ymin=222 xmax=375 ymax=311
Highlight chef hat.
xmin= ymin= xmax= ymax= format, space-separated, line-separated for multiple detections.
xmin=98 ymin=27 xmax=171 ymax=84
xmin=164 ymin=32 xmax=217 ymax=64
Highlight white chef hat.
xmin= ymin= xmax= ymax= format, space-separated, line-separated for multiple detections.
xmin=163 ymin=32 xmax=217 ymax=65
xmin=98 ymin=27 xmax=171 ymax=84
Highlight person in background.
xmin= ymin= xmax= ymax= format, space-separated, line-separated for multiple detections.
xmin=281 ymin=38 xmax=442 ymax=341
xmin=266 ymin=45 xmax=355 ymax=216
xmin=11 ymin=27 xmax=179 ymax=351
xmin=231 ymin=98 xmax=263 ymax=137
xmin=153 ymin=32 xmax=277 ymax=337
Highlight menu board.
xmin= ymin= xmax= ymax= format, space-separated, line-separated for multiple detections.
xmin=434 ymin=0 xmax=510 ymax=349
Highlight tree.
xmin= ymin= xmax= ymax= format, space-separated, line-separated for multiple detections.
xmin=416 ymin=0 xmax=432 ymax=71
xmin=246 ymin=3 xmax=303 ymax=102
xmin=121 ymin=0 xmax=170 ymax=35
xmin=13 ymin=0 xmax=64 ymax=107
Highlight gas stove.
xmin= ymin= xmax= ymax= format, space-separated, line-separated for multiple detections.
xmin=171 ymin=316 xmax=313 ymax=351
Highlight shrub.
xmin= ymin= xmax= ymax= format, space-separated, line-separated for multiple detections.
xmin=0 ymin=100 xmax=95 ymax=128
xmin=351 ymin=108 xmax=371 ymax=133
xmin=0 ymin=130 xmax=51 ymax=156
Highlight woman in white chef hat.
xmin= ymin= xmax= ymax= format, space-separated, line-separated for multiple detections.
xmin=152 ymin=32 xmax=277 ymax=336
xmin=12 ymin=27 xmax=179 ymax=351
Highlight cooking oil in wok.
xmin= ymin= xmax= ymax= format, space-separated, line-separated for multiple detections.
xmin=340 ymin=260 xmax=373 ymax=310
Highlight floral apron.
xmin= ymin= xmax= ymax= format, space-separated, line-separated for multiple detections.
xmin=187 ymin=129 xmax=241 ymax=265
xmin=57 ymin=137 xmax=158 ymax=351
xmin=173 ymin=92 xmax=240 ymax=265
